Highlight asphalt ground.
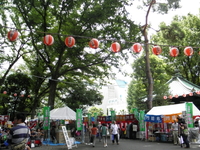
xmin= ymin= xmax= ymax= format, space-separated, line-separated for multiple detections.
xmin=31 ymin=139 xmax=200 ymax=150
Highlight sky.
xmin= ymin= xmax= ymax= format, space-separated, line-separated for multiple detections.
xmin=115 ymin=0 xmax=200 ymax=83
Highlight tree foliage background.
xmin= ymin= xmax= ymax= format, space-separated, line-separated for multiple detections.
xmin=151 ymin=14 xmax=200 ymax=86
xmin=127 ymin=54 xmax=171 ymax=111
xmin=0 ymin=0 xmax=141 ymax=116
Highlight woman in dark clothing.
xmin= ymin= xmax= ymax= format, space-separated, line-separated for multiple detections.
xmin=180 ymin=124 xmax=190 ymax=148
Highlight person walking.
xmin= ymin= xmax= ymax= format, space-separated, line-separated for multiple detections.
xmin=101 ymin=123 xmax=108 ymax=147
xmin=9 ymin=112 xmax=31 ymax=150
xmin=97 ymin=122 xmax=102 ymax=142
xmin=171 ymin=120 xmax=179 ymax=145
xmin=90 ymin=124 xmax=98 ymax=147
xmin=87 ymin=123 xmax=93 ymax=144
xmin=180 ymin=124 xmax=190 ymax=148
xmin=120 ymin=125 xmax=126 ymax=139
xmin=111 ymin=121 xmax=119 ymax=145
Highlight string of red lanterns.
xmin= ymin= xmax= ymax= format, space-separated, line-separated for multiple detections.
xmin=163 ymin=91 xmax=200 ymax=99
xmin=2 ymin=91 xmax=31 ymax=98
xmin=6 ymin=30 xmax=200 ymax=56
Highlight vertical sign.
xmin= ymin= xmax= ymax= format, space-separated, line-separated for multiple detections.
xmin=43 ymin=106 xmax=50 ymax=130
xmin=76 ymin=109 xmax=82 ymax=130
xmin=132 ymin=108 xmax=139 ymax=120
xmin=186 ymin=102 xmax=194 ymax=128
xmin=139 ymin=110 xmax=145 ymax=131
xmin=88 ymin=113 xmax=91 ymax=125
xmin=94 ymin=112 xmax=98 ymax=125
xmin=111 ymin=110 xmax=116 ymax=122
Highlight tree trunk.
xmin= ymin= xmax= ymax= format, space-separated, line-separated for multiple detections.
xmin=144 ymin=37 xmax=153 ymax=110
xmin=142 ymin=0 xmax=155 ymax=110
xmin=48 ymin=79 xmax=58 ymax=110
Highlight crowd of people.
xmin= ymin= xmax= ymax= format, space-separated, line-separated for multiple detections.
xmin=171 ymin=115 xmax=200 ymax=149
xmin=0 ymin=112 xmax=46 ymax=150
xmin=86 ymin=120 xmax=138 ymax=148
xmin=2 ymin=112 xmax=199 ymax=150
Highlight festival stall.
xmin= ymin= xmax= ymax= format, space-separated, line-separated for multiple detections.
xmin=50 ymin=106 xmax=76 ymax=120
xmin=50 ymin=106 xmax=76 ymax=143
xmin=83 ymin=113 xmax=140 ymax=139
xmin=145 ymin=102 xmax=200 ymax=142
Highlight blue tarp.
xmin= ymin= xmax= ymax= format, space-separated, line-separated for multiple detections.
xmin=42 ymin=141 xmax=81 ymax=146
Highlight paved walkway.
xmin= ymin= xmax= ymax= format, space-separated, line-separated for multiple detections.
xmin=31 ymin=139 xmax=200 ymax=150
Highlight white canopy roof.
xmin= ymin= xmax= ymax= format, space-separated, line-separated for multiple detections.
xmin=147 ymin=102 xmax=200 ymax=116
xmin=50 ymin=106 xmax=76 ymax=120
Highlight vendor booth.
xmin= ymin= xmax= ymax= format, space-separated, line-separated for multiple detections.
xmin=50 ymin=106 xmax=76 ymax=120
xmin=50 ymin=106 xmax=76 ymax=143
xmin=145 ymin=102 xmax=200 ymax=142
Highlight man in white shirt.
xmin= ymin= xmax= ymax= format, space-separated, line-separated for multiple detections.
xmin=171 ymin=120 xmax=179 ymax=145
xmin=111 ymin=121 xmax=119 ymax=145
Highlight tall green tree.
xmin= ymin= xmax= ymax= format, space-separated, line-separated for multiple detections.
xmin=127 ymin=54 xmax=171 ymax=111
xmin=151 ymin=14 xmax=200 ymax=85
xmin=88 ymin=107 xmax=103 ymax=117
xmin=7 ymin=0 xmax=140 ymax=111
xmin=0 ymin=72 xmax=33 ymax=120
xmin=138 ymin=0 xmax=181 ymax=110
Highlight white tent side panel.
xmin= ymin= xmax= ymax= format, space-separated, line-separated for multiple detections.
xmin=147 ymin=102 xmax=200 ymax=116
xmin=50 ymin=106 xmax=76 ymax=120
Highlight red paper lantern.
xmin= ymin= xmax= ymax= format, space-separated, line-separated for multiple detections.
xmin=43 ymin=35 xmax=54 ymax=46
xmin=163 ymin=96 xmax=167 ymax=99
xmin=152 ymin=46 xmax=162 ymax=55
xmin=131 ymin=43 xmax=142 ymax=53
xmin=89 ymin=38 xmax=99 ymax=49
xmin=111 ymin=42 xmax=120 ymax=53
xmin=182 ymin=94 xmax=186 ymax=97
xmin=7 ymin=30 xmax=19 ymax=42
xmin=3 ymin=91 xmax=7 ymax=94
xmin=65 ymin=36 xmax=75 ymax=48
xmin=189 ymin=92 xmax=193 ymax=96
xmin=184 ymin=46 xmax=193 ymax=56
xmin=170 ymin=47 xmax=179 ymax=57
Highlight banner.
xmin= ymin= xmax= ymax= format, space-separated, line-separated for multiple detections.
xmin=139 ymin=110 xmax=145 ymax=131
xmin=111 ymin=110 xmax=116 ymax=122
xmin=94 ymin=112 xmax=98 ymax=125
xmin=76 ymin=109 xmax=82 ymax=130
xmin=88 ymin=113 xmax=91 ymax=125
xmin=43 ymin=106 xmax=50 ymax=130
xmin=186 ymin=102 xmax=194 ymax=128
xmin=145 ymin=114 xmax=162 ymax=123
xmin=132 ymin=108 xmax=139 ymax=120
xmin=163 ymin=113 xmax=181 ymax=123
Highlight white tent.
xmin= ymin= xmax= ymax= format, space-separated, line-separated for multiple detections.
xmin=147 ymin=102 xmax=200 ymax=116
xmin=50 ymin=106 xmax=76 ymax=120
